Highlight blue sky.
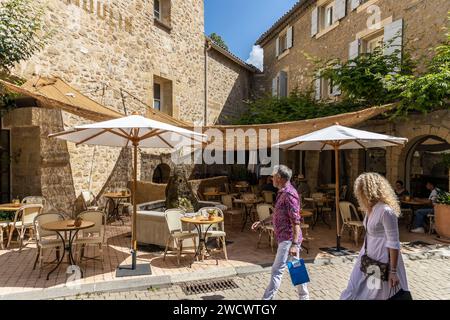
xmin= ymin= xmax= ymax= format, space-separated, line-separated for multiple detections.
xmin=204 ymin=0 xmax=299 ymax=69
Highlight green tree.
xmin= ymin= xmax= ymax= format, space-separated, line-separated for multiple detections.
xmin=0 ymin=0 xmax=47 ymax=73
xmin=209 ymin=32 xmax=229 ymax=51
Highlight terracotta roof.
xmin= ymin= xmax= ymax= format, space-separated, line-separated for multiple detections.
xmin=0 ymin=76 xmax=192 ymax=126
xmin=255 ymin=0 xmax=314 ymax=46
xmin=203 ymin=104 xmax=394 ymax=150
xmin=205 ymin=36 xmax=260 ymax=73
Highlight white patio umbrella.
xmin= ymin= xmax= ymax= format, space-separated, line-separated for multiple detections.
xmin=49 ymin=114 xmax=206 ymax=275
xmin=273 ymin=124 xmax=407 ymax=251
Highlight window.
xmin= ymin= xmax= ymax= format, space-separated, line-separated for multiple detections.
xmin=276 ymin=26 xmax=293 ymax=57
xmin=153 ymin=83 xmax=161 ymax=111
xmin=154 ymin=0 xmax=172 ymax=31
xmin=324 ymin=2 xmax=334 ymax=28
xmin=364 ymin=33 xmax=384 ymax=54
xmin=279 ymin=33 xmax=288 ymax=53
xmin=153 ymin=75 xmax=173 ymax=115
xmin=272 ymin=71 xmax=288 ymax=97
xmin=154 ymin=0 xmax=161 ymax=20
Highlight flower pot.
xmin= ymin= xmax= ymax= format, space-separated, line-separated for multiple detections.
xmin=434 ymin=204 xmax=450 ymax=239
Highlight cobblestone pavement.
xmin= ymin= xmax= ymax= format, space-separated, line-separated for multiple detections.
xmin=63 ymin=258 xmax=450 ymax=300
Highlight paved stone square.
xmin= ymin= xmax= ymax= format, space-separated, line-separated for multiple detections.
xmin=65 ymin=257 xmax=450 ymax=300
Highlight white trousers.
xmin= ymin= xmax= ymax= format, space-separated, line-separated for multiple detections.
xmin=263 ymin=240 xmax=310 ymax=300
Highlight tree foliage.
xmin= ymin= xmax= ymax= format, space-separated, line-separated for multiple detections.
xmin=0 ymin=0 xmax=47 ymax=73
xmin=209 ymin=32 xmax=229 ymax=51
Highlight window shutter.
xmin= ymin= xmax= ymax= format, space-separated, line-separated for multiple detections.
xmin=275 ymin=37 xmax=280 ymax=56
xmin=332 ymin=65 xmax=341 ymax=96
xmin=384 ymin=19 xmax=403 ymax=59
xmin=279 ymin=71 xmax=288 ymax=97
xmin=272 ymin=77 xmax=278 ymax=97
xmin=287 ymin=26 xmax=293 ymax=49
xmin=333 ymin=0 xmax=347 ymax=23
xmin=311 ymin=7 xmax=318 ymax=37
xmin=350 ymin=0 xmax=361 ymax=11
xmin=349 ymin=39 xmax=360 ymax=60
xmin=314 ymin=75 xmax=322 ymax=101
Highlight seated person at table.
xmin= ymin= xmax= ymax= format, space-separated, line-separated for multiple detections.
xmin=394 ymin=180 xmax=410 ymax=200
xmin=262 ymin=176 xmax=278 ymax=194
xmin=411 ymin=180 xmax=441 ymax=234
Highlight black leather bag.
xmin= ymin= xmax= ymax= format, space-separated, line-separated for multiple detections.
xmin=360 ymin=218 xmax=390 ymax=281
xmin=388 ymin=285 xmax=413 ymax=300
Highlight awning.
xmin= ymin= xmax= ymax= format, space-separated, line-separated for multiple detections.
xmin=0 ymin=76 xmax=192 ymax=126
xmin=201 ymin=104 xmax=393 ymax=151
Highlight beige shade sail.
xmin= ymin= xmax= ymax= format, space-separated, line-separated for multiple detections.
xmin=201 ymin=104 xmax=394 ymax=151
xmin=0 ymin=76 xmax=192 ymax=126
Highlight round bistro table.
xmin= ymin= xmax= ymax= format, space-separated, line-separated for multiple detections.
xmin=103 ymin=192 xmax=131 ymax=224
xmin=41 ymin=220 xmax=95 ymax=280
xmin=180 ymin=215 xmax=224 ymax=267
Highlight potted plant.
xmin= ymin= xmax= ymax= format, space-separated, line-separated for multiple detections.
xmin=434 ymin=190 xmax=450 ymax=241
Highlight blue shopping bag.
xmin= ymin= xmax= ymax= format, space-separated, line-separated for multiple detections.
xmin=287 ymin=258 xmax=310 ymax=286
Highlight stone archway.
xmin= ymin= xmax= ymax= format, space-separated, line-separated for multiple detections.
xmin=398 ymin=134 xmax=450 ymax=194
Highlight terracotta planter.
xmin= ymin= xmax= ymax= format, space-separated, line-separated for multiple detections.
xmin=434 ymin=204 xmax=450 ymax=238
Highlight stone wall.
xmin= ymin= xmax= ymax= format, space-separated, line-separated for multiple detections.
xmin=257 ymin=0 xmax=450 ymax=95
xmin=207 ymin=48 xmax=253 ymax=125
xmin=1 ymin=0 xmax=256 ymax=210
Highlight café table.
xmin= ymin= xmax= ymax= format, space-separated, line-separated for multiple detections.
xmin=304 ymin=197 xmax=332 ymax=229
xmin=400 ymin=198 xmax=431 ymax=231
xmin=233 ymin=198 xmax=262 ymax=232
xmin=41 ymin=219 xmax=95 ymax=280
xmin=103 ymin=191 xmax=131 ymax=224
xmin=180 ymin=215 xmax=224 ymax=267
xmin=202 ymin=191 xmax=227 ymax=202
xmin=234 ymin=184 xmax=250 ymax=194
xmin=0 ymin=203 xmax=22 ymax=249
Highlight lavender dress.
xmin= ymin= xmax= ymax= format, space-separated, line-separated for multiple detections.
xmin=340 ymin=202 xmax=409 ymax=300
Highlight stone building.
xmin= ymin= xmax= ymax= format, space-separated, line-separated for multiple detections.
xmin=0 ymin=0 xmax=257 ymax=212
xmin=254 ymin=0 xmax=450 ymax=194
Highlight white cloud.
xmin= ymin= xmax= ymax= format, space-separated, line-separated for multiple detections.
xmin=246 ymin=45 xmax=264 ymax=71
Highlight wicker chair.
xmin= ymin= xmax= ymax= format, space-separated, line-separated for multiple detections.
xmin=256 ymin=203 xmax=275 ymax=252
xmin=7 ymin=204 xmax=43 ymax=250
xmin=221 ymin=194 xmax=243 ymax=228
xmin=33 ymin=212 xmax=65 ymax=270
xmin=339 ymin=201 xmax=364 ymax=246
xmin=199 ymin=207 xmax=228 ymax=260
xmin=75 ymin=210 xmax=106 ymax=262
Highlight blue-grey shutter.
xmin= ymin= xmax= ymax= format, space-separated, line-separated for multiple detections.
xmin=350 ymin=0 xmax=361 ymax=11
xmin=314 ymin=74 xmax=322 ymax=101
xmin=333 ymin=0 xmax=347 ymax=23
xmin=279 ymin=71 xmax=288 ymax=97
xmin=384 ymin=19 xmax=403 ymax=59
xmin=349 ymin=39 xmax=360 ymax=60
xmin=332 ymin=65 xmax=341 ymax=96
xmin=287 ymin=26 xmax=293 ymax=49
xmin=272 ymin=77 xmax=278 ymax=97
xmin=311 ymin=7 xmax=319 ymax=37
xmin=275 ymin=37 xmax=280 ymax=57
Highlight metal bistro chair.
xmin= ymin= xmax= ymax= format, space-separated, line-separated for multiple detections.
xmin=339 ymin=201 xmax=365 ymax=246
xmin=200 ymin=207 xmax=228 ymax=260
xmin=7 ymin=204 xmax=43 ymax=250
xmin=74 ymin=210 xmax=106 ymax=263
xmin=221 ymin=194 xmax=243 ymax=228
xmin=33 ymin=212 xmax=65 ymax=270
xmin=256 ymin=203 xmax=274 ymax=252
xmin=163 ymin=208 xmax=197 ymax=265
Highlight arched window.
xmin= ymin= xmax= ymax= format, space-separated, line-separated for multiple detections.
xmin=152 ymin=164 xmax=171 ymax=184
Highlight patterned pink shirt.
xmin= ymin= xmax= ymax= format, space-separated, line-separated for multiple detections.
xmin=272 ymin=181 xmax=302 ymax=243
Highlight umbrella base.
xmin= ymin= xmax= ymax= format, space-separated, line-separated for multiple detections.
xmin=319 ymin=247 xmax=355 ymax=257
xmin=116 ymin=263 xmax=152 ymax=277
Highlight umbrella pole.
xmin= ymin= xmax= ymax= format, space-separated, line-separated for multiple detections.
xmin=132 ymin=142 xmax=138 ymax=269
xmin=334 ymin=145 xmax=341 ymax=251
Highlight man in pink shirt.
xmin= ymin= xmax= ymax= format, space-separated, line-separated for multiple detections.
xmin=252 ymin=165 xmax=309 ymax=300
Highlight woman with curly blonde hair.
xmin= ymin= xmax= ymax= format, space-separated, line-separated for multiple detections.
xmin=341 ymin=172 xmax=409 ymax=300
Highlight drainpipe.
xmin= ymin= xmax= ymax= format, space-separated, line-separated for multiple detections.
xmin=205 ymin=40 xmax=212 ymax=126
